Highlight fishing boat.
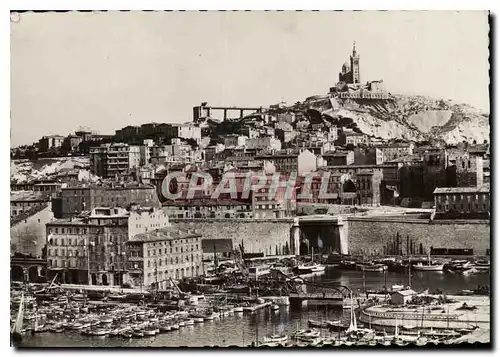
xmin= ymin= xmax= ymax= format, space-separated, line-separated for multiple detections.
xmin=193 ymin=317 xmax=204 ymax=323
xmin=121 ymin=331 xmax=133 ymax=339
xmin=445 ymin=260 xmax=474 ymax=274
xmin=108 ymin=293 xmax=127 ymax=301
xmin=11 ymin=293 xmax=25 ymax=343
xmin=90 ymin=328 xmax=110 ymax=337
xmin=100 ymin=316 xmax=114 ymax=325
xmin=338 ymin=260 xmax=357 ymax=270
xmin=294 ymin=263 xmax=325 ymax=274
xmin=308 ymin=320 xmax=328 ymax=328
xmin=263 ymin=333 xmax=288 ymax=344
xmin=413 ymin=253 xmax=444 ymax=271
xmin=132 ymin=330 xmax=144 ymax=338
xmin=159 ymin=324 xmax=172 ymax=332
xmin=294 ymin=329 xmax=321 ymax=341
xmin=359 ymin=263 xmax=386 ymax=272
xmin=233 ymin=306 xmax=244 ymax=313
xmin=143 ymin=327 xmax=159 ymax=336
xmin=473 ymin=259 xmax=490 ymax=271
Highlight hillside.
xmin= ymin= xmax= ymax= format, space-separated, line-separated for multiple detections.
xmin=276 ymin=94 xmax=490 ymax=144
xmin=10 ymin=157 xmax=93 ymax=183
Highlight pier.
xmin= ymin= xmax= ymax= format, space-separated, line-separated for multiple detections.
xmin=289 ymin=293 xmax=344 ymax=307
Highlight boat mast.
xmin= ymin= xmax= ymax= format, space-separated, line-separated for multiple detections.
xmin=12 ymin=293 xmax=25 ymax=335
xmin=362 ymin=255 xmax=366 ymax=294
xmin=408 ymin=256 xmax=412 ymax=289
xmin=447 ymin=304 xmax=450 ymax=329
xmin=255 ymin=313 xmax=259 ymax=347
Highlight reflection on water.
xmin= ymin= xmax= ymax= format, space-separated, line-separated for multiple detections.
xmin=18 ymin=268 xmax=490 ymax=347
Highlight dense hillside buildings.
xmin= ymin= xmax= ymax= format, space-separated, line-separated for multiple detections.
xmin=255 ymin=149 xmax=317 ymax=176
xmin=90 ymin=143 xmax=141 ymax=178
xmin=54 ymin=182 xmax=160 ymax=218
xmin=45 ymin=206 xmax=170 ymax=285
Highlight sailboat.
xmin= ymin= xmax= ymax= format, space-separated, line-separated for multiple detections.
xmin=11 ymin=293 xmax=25 ymax=343
xmin=413 ymin=252 xmax=443 ymax=271
xmin=294 ymin=246 xmax=325 ymax=274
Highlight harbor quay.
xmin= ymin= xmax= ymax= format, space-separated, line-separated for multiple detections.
xmin=359 ymin=294 xmax=490 ymax=330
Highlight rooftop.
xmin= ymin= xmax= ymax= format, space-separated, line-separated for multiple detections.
xmin=344 ymin=132 xmax=365 ymax=137
xmin=11 ymin=203 xmax=49 ymax=227
xmin=129 ymin=227 xmax=201 ymax=243
xmin=376 ymin=143 xmax=413 ymax=149
xmin=163 ymin=199 xmax=250 ymax=207
xmin=11 ymin=191 xmax=49 ymax=202
xmin=63 ymin=181 xmax=155 ymax=190
xmin=392 ymin=289 xmax=417 ymax=296
xmin=323 ymin=164 xmax=397 ymax=169
xmin=323 ymin=151 xmax=351 ymax=157
xmin=433 ymin=185 xmax=490 ymax=194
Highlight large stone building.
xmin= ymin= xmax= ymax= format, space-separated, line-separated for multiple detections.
xmin=246 ymin=136 xmax=282 ymax=151
xmin=163 ymin=199 xmax=253 ymax=219
xmin=38 ymin=135 xmax=65 ymax=152
xmin=256 ymin=149 xmax=317 ymax=176
xmin=376 ymin=142 xmax=415 ymax=163
xmin=356 ymin=169 xmax=383 ymax=206
xmin=55 ymin=182 xmax=160 ymax=219
xmin=90 ymin=143 xmax=141 ymax=178
xmin=126 ymin=228 xmax=203 ymax=289
xmin=433 ymin=185 xmax=490 ymax=220
xmin=45 ymin=206 xmax=171 ymax=285
xmin=11 ymin=202 xmax=54 ymax=258
xmin=11 ymin=192 xmax=50 ymax=217
xmin=455 ymin=153 xmax=484 ymax=188
xmin=164 ymin=124 xmax=202 ymax=144
xmin=323 ymin=150 xmax=355 ymax=166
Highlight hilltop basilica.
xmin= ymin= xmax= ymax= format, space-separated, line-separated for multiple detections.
xmin=330 ymin=42 xmax=391 ymax=100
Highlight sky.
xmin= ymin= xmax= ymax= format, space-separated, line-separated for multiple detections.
xmin=10 ymin=11 xmax=490 ymax=147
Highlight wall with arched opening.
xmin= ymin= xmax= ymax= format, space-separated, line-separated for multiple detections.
xmin=11 ymin=265 xmax=24 ymax=282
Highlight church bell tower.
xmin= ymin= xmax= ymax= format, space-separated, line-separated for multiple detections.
xmin=350 ymin=41 xmax=360 ymax=85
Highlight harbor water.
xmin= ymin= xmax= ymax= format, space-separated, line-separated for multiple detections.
xmin=17 ymin=268 xmax=490 ymax=347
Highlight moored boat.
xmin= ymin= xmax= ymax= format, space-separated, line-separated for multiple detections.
xmin=263 ymin=333 xmax=288 ymax=344
xmin=359 ymin=263 xmax=386 ymax=272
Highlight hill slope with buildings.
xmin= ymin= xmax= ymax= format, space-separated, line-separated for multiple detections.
xmin=283 ymin=93 xmax=490 ymax=144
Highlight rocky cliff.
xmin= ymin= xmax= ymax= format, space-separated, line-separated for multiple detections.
xmin=284 ymin=94 xmax=490 ymax=144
